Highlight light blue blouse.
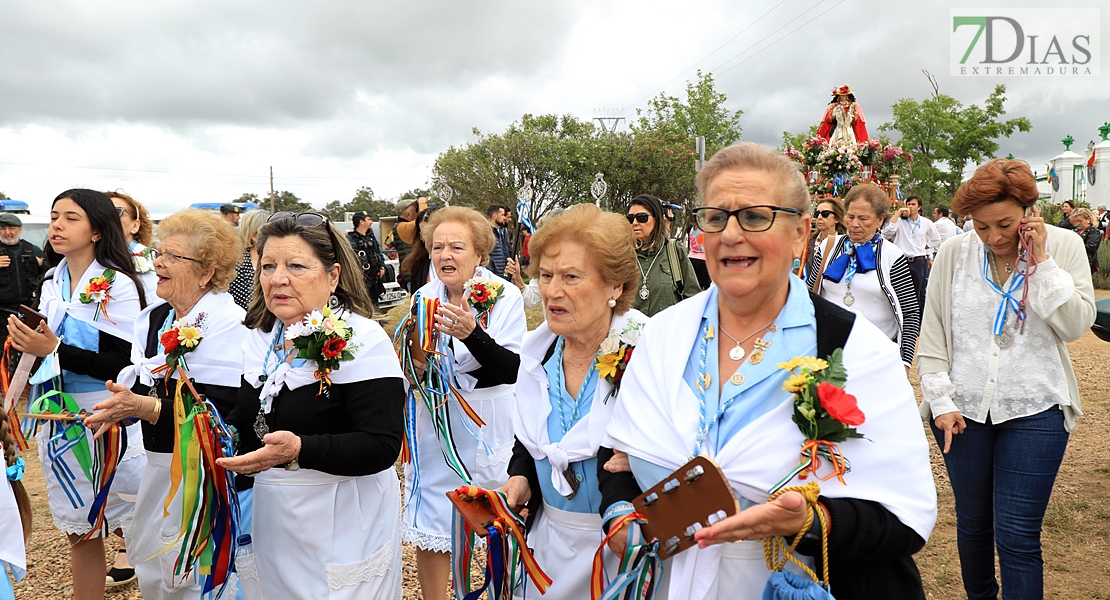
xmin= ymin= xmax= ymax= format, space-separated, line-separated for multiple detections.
xmin=57 ymin=268 xmax=106 ymax=393
xmin=535 ymin=339 xmax=602 ymax=514
xmin=628 ymin=276 xmax=818 ymax=505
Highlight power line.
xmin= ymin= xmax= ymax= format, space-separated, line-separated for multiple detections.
xmin=709 ymin=0 xmax=830 ymax=74
xmin=0 ymin=160 xmax=417 ymax=180
xmin=622 ymin=0 xmax=791 ymax=111
xmin=716 ymin=0 xmax=846 ymax=76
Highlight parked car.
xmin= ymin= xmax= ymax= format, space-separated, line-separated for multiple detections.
xmin=1 ymin=200 xmax=51 ymax=250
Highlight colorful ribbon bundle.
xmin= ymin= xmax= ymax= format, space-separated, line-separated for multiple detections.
xmin=159 ymin=368 xmax=239 ymax=596
xmin=451 ymin=486 xmax=551 ymax=600
xmin=26 ymin=387 xmax=126 ymax=541
xmin=394 ymin=294 xmax=485 ymax=489
xmin=591 ymin=507 xmax=664 ymax=600
xmin=0 ymin=339 xmax=29 ymax=451
xmin=769 ymin=439 xmax=852 ymax=495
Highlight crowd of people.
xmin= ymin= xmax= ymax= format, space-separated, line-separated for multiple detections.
xmin=0 ymin=140 xmax=1097 ymax=600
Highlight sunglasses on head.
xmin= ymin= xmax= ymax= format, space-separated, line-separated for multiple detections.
xmin=814 ymin=209 xmax=835 ymax=219
xmin=625 ymin=213 xmax=651 ymax=224
xmin=268 ymin=211 xmax=329 ymax=227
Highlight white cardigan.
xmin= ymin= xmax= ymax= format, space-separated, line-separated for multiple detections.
xmin=917 ymin=226 xmax=1095 ymax=431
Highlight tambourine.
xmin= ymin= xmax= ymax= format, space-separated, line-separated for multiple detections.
xmin=632 ymin=455 xmax=740 ymax=558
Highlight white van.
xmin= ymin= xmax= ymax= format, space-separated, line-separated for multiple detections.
xmin=0 ymin=200 xmax=51 ymax=251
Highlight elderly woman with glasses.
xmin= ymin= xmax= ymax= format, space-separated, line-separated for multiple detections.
xmin=626 ymin=194 xmax=701 ymax=317
xmin=84 ymin=208 xmax=251 ymax=599
xmin=215 ymin=211 xmax=406 ymax=599
xmin=399 ymin=206 xmax=526 ymax=600
xmin=600 ymin=143 xmax=936 ymax=600
xmin=806 ymin=185 xmax=920 ymax=371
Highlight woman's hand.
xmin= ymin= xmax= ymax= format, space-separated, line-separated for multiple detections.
xmin=934 ymin=411 xmax=967 ymax=454
xmin=694 ymin=491 xmax=809 ymax=547
xmin=504 ymin=258 xmax=526 ymax=290
xmin=404 ymin=358 xmax=427 ymax=386
xmin=500 ymin=475 xmax=532 ymax=518
xmin=216 ymin=431 xmax=302 ymax=475
xmin=435 ymin=301 xmax=476 ymax=339
xmin=602 ymin=450 xmax=631 ymax=473
xmin=84 ymin=380 xmax=156 ymax=439
xmin=607 ymin=522 xmax=632 ymax=557
xmin=6 ymin=315 xmax=57 ymax=358
xmin=1021 ymin=206 xmax=1049 ymax=263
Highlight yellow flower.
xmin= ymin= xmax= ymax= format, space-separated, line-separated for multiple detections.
xmin=800 ymin=357 xmax=828 ymax=372
xmin=595 ymin=352 xmax=621 ymax=380
xmin=782 ymin=372 xmax=812 ymax=393
xmin=178 ymin=326 xmax=202 ymax=348
xmin=778 ymin=357 xmax=804 ymax=371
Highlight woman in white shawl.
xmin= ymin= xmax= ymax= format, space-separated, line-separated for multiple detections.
xmin=0 ymin=417 xmax=30 ymax=599
xmin=401 ymin=206 xmax=526 ymax=600
xmin=6 ymin=189 xmax=154 ymax=600
xmin=216 ymin=212 xmax=406 ymax=599
xmin=601 ymin=143 xmax=936 ymax=600
xmin=85 ymin=209 xmax=250 ymax=599
xmin=501 ymin=204 xmax=645 ymax=598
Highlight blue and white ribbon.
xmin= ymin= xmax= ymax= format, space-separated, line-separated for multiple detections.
xmin=981 ymin=249 xmax=1027 ymax=335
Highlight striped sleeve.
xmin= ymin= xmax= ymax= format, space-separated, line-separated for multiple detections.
xmin=888 ymin=256 xmax=920 ymax=366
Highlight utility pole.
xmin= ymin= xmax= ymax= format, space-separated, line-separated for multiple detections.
xmin=269 ymin=166 xmax=275 ymax=213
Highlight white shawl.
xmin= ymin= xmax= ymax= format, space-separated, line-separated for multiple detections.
xmin=40 ymin=257 xmax=154 ymax=343
xmin=605 ymin=290 xmax=936 ymax=600
xmin=243 ymin=312 xmax=404 ymax=413
xmin=513 ymin=309 xmax=648 ymax=498
xmin=414 ymin=266 xmax=526 ymax=392
xmin=116 ymin=291 xmax=248 ymax=389
xmin=0 ymin=458 xmax=25 ymax=581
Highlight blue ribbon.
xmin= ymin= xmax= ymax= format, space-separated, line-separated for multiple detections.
xmin=981 ymin=249 xmax=1027 ymax=335
xmin=5 ymin=457 xmax=23 ymax=482
xmin=515 ymin=201 xmax=535 ymax=234
xmin=823 ymin=234 xmax=880 ymax=284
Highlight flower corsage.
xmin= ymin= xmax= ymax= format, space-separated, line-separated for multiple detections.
xmin=286 ymin=306 xmax=360 ymax=396
xmin=78 ymin=269 xmax=116 ymax=322
xmin=770 ymin=349 xmax=865 ymax=494
xmin=594 ymin=318 xmax=645 ymax=401
xmin=160 ymin=312 xmax=207 ymax=371
xmin=464 ymin=276 xmax=504 ymax=328
xmin=132 ymin=247 xmax=154 ymax=274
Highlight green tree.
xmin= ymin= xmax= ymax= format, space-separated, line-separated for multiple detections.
xmin=268 ymin=190 xmax=314 ymax=213
xmin=636 ymin=71 xmax=743 ymax=149
xmin=881 ymin=81 xmax=1031 ymax=204
xmin=232 ymin=192 xmax=260 ymax=204
xmin=323 ymin=186 xmax=396 ymax=221
xmin=0 ymin=191 xmax=8 ymax=200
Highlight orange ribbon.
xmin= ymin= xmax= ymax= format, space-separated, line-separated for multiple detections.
xmin=797 ymin=439 xmax=848 ymax=486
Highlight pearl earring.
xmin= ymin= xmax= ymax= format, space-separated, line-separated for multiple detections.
xmin=607 ymin=298 xmax=617 ymax=308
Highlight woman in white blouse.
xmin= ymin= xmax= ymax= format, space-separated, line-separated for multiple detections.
xmin=918 ymin=159 xmax=1095 ymax=600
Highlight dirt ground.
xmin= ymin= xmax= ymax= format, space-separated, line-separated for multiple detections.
xmin=10 ymin=298 xmax=1110 ymax=598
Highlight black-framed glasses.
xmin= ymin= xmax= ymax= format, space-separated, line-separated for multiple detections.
xmin=268 ymin=211 xmax=329 ymax=227
xmin=150 ymin=248 xmax=201 ymax=266
xmin=692 ymin=205 xmax=802 ymax=233
xmin=625 ymin=213 xmax=651 ymax=224
xmin=814 ymin=209 xmax=835 ymax=219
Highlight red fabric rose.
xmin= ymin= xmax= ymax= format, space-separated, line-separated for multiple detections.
xmin=321 ymin=337 xmax=347 ymax=359
xmin=817 ymin=382 xmax=865 ymax=427
xmin=161 ymin=329 xmax=180 ymax=353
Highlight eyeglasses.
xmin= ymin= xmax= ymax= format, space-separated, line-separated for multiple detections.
xmin=814 ymin=209 xmax=835 ymax=219
xmin=625 ymin=213 xmax=651 ymax=224
xmin=268 ymin=211 xmax=329 ymax=227
xmin=150 ymin=248 xmax=201 ymax=266
xmin=692 ymin=205 xmax=802 ymax=233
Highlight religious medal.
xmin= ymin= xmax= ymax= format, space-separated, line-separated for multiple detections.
xmin=254 ymin=409 xmax=270 ymax=442
xmin=730 ymin=373 xmax=745 ymax=386
xmin=750 ymin=338 xmax=772 ymax=365
xmin=996 ymin=330 xmax=1014 ymax=349
xmin=843 ymin=290 xmax=855 ymax=307
xmin=563 ymin=467 xmax=581 ymax=499
xmin=729 ymin=345 xmax=745 ymax=361
xmin=639 ymin=284 xmax=650 ymax=301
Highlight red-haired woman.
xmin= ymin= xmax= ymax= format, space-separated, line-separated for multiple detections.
xmin=919 ymin=159 xmax=1095 ymax=599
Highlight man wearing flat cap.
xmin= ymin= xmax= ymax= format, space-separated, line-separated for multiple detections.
xmin=0 ymin=213 xmax=44 ymax=342
xmin=346 ymin=211 xmax=386 ymax=314
xmin=219 ymin=203 xmax=242 ymax=226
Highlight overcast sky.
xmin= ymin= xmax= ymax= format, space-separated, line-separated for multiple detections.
xmin=0 ymin=0 xmax=1106 ymax=216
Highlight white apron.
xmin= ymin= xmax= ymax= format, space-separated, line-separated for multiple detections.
xmin=402 ymin=383 xmax=516 ymax=551
xmin=37 ymin=389 xmax=145 ymax=535
xmin=515 ymin=502 xmax=617 ymax=600
xmin=0 ymin=453 xmax=25 ymax=583
xmin=245 ymin=468 xmax=402 ymax=600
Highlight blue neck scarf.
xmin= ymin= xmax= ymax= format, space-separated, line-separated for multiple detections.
xmin=823 ymin=233 xmax=881 ymax=284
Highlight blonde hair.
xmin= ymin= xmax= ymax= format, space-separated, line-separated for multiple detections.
xmin=156 ymin=209 xmax=244 ymax=292
xmin=526 ymin=204 xmax=639 ymax=312
xmin=695 ymin=142 xmax=810 ymax=212
xmin=106 ymin=190 xmax=154 ymax=246
xmin=238 ymin=209 xmax=271 ymax=250
xmin=843 ymin=184 xmax=891 ymax=220
xmin=1073 ymin=207 xmax=1097 ymax=227
xmin=423 ymin=206 xmax=496 ymax=265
